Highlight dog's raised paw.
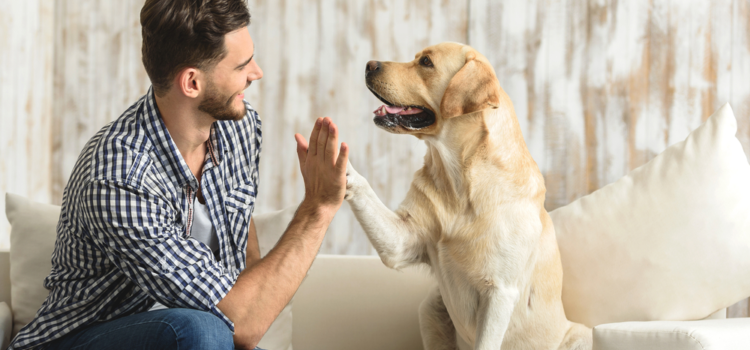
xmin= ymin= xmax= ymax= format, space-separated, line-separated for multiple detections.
xmin=345 ymin=174 xmax=357 ymax=200
xmin=345 ymin=162 xmax=362 ymax=200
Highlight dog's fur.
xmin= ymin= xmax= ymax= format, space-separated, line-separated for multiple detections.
xmin=345 ymin=43 xmax=592 ymax=350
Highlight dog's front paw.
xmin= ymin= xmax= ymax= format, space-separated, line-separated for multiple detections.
xmin=345 ymin=162 xmax=366 ymax=200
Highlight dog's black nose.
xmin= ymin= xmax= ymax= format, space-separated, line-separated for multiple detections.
xmin=366 ymin=60 xmax=380 ymax=74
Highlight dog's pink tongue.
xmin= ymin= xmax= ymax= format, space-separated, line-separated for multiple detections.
xmin=373 ymin=105 xmax=422 ymax=116
xmin=385 ymin=105 xmax=405 ymax=114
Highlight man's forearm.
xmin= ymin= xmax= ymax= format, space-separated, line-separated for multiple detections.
xmin=246 ymin=218 xmax=261 ymax=267
xmin=218 ymin=201 xmax=333 ymax=348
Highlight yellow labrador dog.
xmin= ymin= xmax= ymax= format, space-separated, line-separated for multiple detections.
xmin=345 ymin=42 xmax=592 ymax=350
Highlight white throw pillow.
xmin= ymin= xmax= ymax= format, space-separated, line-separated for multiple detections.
xmin=5 ymin=193 xmax=59 ymax=337
xmin=550 ymin=103 xmax=750 ymax=327
xmin=5 ymin=192 xmax=297 ymax=349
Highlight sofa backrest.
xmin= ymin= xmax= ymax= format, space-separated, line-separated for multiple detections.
xmin=293 ymin=255 xmax=435 ymax=350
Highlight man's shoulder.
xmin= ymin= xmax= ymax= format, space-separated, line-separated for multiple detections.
xmin=82 ymin=95 xmax=155 ymax=184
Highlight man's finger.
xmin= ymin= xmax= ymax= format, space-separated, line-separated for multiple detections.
xmin=295 ymin=134 xmax=308 ymax=171
xmin=335 ymin=142 xmax=349 ymax=174
xmin=308 ymin=118 xmax=323 ymax=156
xmin=325 ymin=121 xmax=339 ymax=164
xmin=316 ymin=117 xmax=330 ymax=161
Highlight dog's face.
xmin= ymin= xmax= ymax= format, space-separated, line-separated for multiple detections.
xmin=365 ymin=42 xmax=501 ymax=136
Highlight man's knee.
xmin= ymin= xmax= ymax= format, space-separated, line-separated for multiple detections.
xmin=160 ymin=308 xmax=234 ymax=350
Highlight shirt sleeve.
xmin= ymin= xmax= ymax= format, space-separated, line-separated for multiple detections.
xmin=79 ymin=178 xmax=239 ymax=331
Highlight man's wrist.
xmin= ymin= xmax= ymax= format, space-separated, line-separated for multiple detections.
xmin=297 ymin=199 xmax=338 ymax=221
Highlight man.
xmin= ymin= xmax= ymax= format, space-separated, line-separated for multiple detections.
xmin=8 ymin=0 xmax=347 ymax=349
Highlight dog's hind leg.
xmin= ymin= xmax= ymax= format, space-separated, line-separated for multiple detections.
xmin=420 ymin=287 xmax=459 ymax=350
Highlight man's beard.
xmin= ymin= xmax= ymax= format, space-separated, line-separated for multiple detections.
xmin=198 ymin=79 xmax=245 ymax=121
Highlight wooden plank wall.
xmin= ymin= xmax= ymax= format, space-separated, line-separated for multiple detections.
xmin=2 ymin=0 xmax=749 ymax=316
xmin=0 ymin=0 xmax=55 ymax=251
xmin=244 ymin=0 xmax=470 ymax=255
xmin=51 ymin=0 xmax=153 ymax=202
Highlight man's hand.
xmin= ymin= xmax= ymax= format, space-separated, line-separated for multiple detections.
xmin=294 ymin=117 xmax=349 ymax=216
xmin=221 ymin=117 xmax=349 ymax=349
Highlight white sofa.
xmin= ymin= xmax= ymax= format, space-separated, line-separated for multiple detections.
xmin=1 ymin=197 xmax=749 ymax=350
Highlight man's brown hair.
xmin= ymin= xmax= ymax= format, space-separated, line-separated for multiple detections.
xmin=140 ymin=0 xmax=251 ymax=96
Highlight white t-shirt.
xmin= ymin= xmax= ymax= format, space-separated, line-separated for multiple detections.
xmin=150 ymin=197 xmax=218 ymax=311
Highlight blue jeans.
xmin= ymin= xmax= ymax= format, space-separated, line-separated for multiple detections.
xmin=45 ymin=308 xmax=265 ymax=350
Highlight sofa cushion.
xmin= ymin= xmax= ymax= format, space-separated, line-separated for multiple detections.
xmin=5 ymin=193 xmax=59 ymax=337
xmin=550 ymin=103 xmax=750 ymax=327
xmin=593 ymin=318 xmax=750 ymax=350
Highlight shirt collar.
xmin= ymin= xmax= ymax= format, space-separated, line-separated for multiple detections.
xmin=207 ymin=121 xmax=227 ymax=166
xmin=141 ymin=87 xmax=228 ymax=190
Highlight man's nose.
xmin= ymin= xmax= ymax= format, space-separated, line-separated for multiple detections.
xmin=248 ymin=61 xmax=263 ymax=81
xmin=365 ymin=61 xmax=380 ymax=75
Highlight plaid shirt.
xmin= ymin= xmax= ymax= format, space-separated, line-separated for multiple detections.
xmin=10 ymin=88 xmax=262 ymax=349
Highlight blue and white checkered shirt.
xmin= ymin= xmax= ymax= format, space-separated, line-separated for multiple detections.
xmin=9 ymin=87 xmax=262 ymax=349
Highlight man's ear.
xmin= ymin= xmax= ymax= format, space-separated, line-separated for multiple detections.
xmin=175 ymin=67 xmax=202 ymax=98
xmin=439 ymin=51 xmax=501 ymax=119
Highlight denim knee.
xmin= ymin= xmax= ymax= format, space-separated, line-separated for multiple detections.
xmin=164 ymin=308 xmax=234 ymax=350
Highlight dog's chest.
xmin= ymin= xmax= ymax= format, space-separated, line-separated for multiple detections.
xmin=426 ymin=243 xmax=483 ymax=341
xmin=423 ymin=207 xmax=541 ymax=346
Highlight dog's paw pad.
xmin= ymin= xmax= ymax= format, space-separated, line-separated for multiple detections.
xmin=345 ymin=176 xmax=356 ymax=200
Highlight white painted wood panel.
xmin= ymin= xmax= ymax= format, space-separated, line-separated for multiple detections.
xmin=51 ymin=0 xmax=151 ymax=204
xmin=0 ymin=0 xmax=55 ymax=251
xmin=246 ymin=0 xmax=469 ymax=254
xmin=729 ymin=0 xmax=750 ymax=318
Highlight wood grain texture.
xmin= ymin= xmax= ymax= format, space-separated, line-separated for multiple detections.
xmin=246 ymin=0 xmax=469 ymax=254
xmin=0 ymin=0 xmax=55 ymax=251
xmin=2 ymin=0 xmax=750 ymax=313
xmin=51 ymin=0 xmax=151 ymax=204
xmin=729 ymin=0 xmax=750 ymax=318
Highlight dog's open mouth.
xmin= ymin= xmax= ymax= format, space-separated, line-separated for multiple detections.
xmin=371 ymin=103 xmax=436 ymax=130
xmin=373 ymin=105 xmax=435 ymax=130
xmin=368 ymin=86 xmax=435 ymax=130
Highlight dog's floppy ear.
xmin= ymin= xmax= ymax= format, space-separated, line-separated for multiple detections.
xmin=439 ymin=50 xmax=501 ymax=119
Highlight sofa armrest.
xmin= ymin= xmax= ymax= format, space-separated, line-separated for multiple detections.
xmin=0 ymin=301 xmax=12 ymax=350
xmin=594 ymin=318 xmax=750 ymax=350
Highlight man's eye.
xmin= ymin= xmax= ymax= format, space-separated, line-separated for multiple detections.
xmin=420 ymin=56 xmax=433 ymax=67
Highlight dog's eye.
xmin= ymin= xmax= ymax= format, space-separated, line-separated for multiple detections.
xmin=420 ymin=56 xmax=433 ymax=67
